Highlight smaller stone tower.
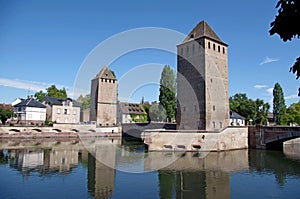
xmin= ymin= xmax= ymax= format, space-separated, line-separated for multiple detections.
xmin=90 ymin=66 xmax=117 ymax=126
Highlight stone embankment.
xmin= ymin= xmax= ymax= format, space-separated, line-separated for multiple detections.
xmin=0 ymin=131 xmax=120 ymax=139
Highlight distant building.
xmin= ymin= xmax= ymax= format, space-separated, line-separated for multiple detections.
xmin=0 ymin=103 xmax=13 ymax=111
xmin=117 ymin=102 xmax=147 ymax=123
xmin=90 ymin=66 xmax=117 ymax=126
xmin=80 ymin=108 xmax=90 ymax=122
xmin=229 ymin=110 xmax=245 ymax=126
xmin=13 ymin=97 xmax=46 ymax=125
xmin=267 ymin=113 xmax=275 ymax=126
xmin=176 ymin=21 xmax=229 ymax=130
xmin=42 ymin=96 xmax=80 ymax=124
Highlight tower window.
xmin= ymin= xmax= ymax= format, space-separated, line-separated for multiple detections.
xmin=220 ymin=122 xmax=222 ymax=128
xmin=208 ymin=42 xmax=211 ymax=49
xmin=213 ymin=105 xmax=215 ymax=111
xmin=213 ymin=44 xmax=215 ymax=51
xmin=218 ymin=46 xmax=220 ymax=52
xmin=186 ymin=46 xmax=189 ymax=54
xmin=213 ymin=122 xmax=216 ymax=128
xmin=223 ymin=47 xmax=225 ymax=54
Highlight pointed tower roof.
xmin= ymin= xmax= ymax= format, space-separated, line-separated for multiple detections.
xmin=94 ymin=66 xmax=117 ymax=80
xmin=181 ymin=21 xmax=227 ymax=46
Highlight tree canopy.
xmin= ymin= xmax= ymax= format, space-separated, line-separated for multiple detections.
xmin=34 ymin=85 xmax=67 ymax=101
xmin=78 ymin=94 xmax=90 ymax=109
xmin=273 ymin=83 xmax=286 ymax=125
xmin=159 ymin=65 xmax=176 ymax=122
xmin=229 ymin=93 xmax=270 ymax=125
xmin=149 ymin=104 xmax=167 ymax=122
xmin=270 ymin=0 xmax=300 ymax=95
xmin=0 ymin=108 xmax=14 ymax=125
xmin=285 ymin=100 xmax=300 ymax=125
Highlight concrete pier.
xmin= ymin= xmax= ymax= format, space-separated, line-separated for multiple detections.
xmin=142 ymin=126 xmax=248 ymax=152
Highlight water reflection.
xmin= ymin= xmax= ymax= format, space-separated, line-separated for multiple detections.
xmin=0 ymin=139 xmax=299 ymax=199
xmin=3 ymin=147 xmax=78 ymax=176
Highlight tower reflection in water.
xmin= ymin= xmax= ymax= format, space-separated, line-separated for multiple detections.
xmin=1 ymin=139 xmax=299 ymax=199
xmin=154 ymin=151 xmax=247 ymax=199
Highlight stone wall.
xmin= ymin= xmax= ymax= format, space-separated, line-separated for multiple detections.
xmin=143 ymin=126 xmax=248 ymax=151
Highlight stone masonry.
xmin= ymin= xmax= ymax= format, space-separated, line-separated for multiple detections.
xmin=176 ymin=21 xmax=229 ymax=130
xmin=90 ymin=66 xmax=117 ymax=126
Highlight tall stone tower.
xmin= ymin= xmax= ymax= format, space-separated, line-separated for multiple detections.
xmin=90 ymin=66 xmax=117 ymax=126
xmin=176 ymin=21 xmax=229 ymax=130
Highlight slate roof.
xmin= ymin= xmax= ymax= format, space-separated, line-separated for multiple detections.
xmin=119 ymin=102 xmax=146 ymax=115
xmin=14 ymin=98 xmax=46 ymax=108
xmin=94 ymin=66 xmax=116 ymax=80
xmin=43 ymin=96 xmax=81 ymax=107
xmin=230 ymin=110 xmax=245 ymax=120
xmin=181 ymin=20 xmax=227 ymax=45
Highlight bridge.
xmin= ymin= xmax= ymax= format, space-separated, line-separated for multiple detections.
xmin=248 ymin=126 xmax=300 ymax=149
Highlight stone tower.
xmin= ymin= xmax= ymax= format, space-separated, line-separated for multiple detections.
xmin=90 ymin=66 xmax=117 ymax=126
xmin=176 ymin=21 xmax=229 ymax=130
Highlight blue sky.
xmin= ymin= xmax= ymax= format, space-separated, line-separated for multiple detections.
xmin=0 ymin=0 xmax=299 ymax=106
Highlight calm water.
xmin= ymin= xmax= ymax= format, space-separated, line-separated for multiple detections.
xmin=0 ymin=138 xmax=300 ymax=199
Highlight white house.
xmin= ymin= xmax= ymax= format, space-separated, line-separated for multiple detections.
xmin=42 ymin=97 xmax=81 ymax=124
xmin=230 ymin=110 xmax=245 ymax=126
xmin=13 ymin=97 xmax=46 ymax=125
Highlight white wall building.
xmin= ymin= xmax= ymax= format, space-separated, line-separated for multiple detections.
xmin=13 ymin=97 xmax=46 ymax=125
xmin=229 ymin=110 xmax=245 ymax=126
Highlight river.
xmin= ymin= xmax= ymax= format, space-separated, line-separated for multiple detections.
xmin=0 ymin=137 xmax=299 ymax=199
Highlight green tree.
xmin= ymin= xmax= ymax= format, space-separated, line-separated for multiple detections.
xmin=273 ymin=83 xmax=286 ymax=125
xmin=254 ymin=99 xmax=270 ymax=125
xmin=0 ymin=108 xmax=14 ymax=125
xmin=149 ymin=104 xmax=167 ymax=122
xmin=285 ymin=101 xmax=300 ymax=125
xmin=34 ymin=85 xmax=67 ymax=101
xmin=34 ymin=90 xmax=46 ymax=101
xmin=270 ymin=0 xmax=300 ymax=95
xmin=229 ymin=93 xmax=270 ymax=125
xmin=229 ymin=93 xmax=256 ymax=124
xmin=78 ymin=94 xmax=90 ymax=109
xmin=46 ymin=85 xmax=67 ymax=98
xmin=159 ymin=65 xmax=176 ymax=122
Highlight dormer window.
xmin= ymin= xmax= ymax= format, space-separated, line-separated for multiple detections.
xmin=190 ymin=33 xmax=195 ymax=39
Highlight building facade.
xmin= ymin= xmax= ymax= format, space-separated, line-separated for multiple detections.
xmin=176 ymin=21 xmax=229 ymax=130
xmin=229 ymin=110 xmax=245 ymax=126
xmin=90 ymin=66 xmax=117 ymax=126
xmin=117 ymin=102 xmax=147 ymax=123
xmin=13 ymin=97 xmax=46 ymax=125
xmin=43 ymin=97 xmax=80 ymax=124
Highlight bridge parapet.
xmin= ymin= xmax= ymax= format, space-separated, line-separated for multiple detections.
xmin=248 ymin=126 xmax=300 ymax=149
